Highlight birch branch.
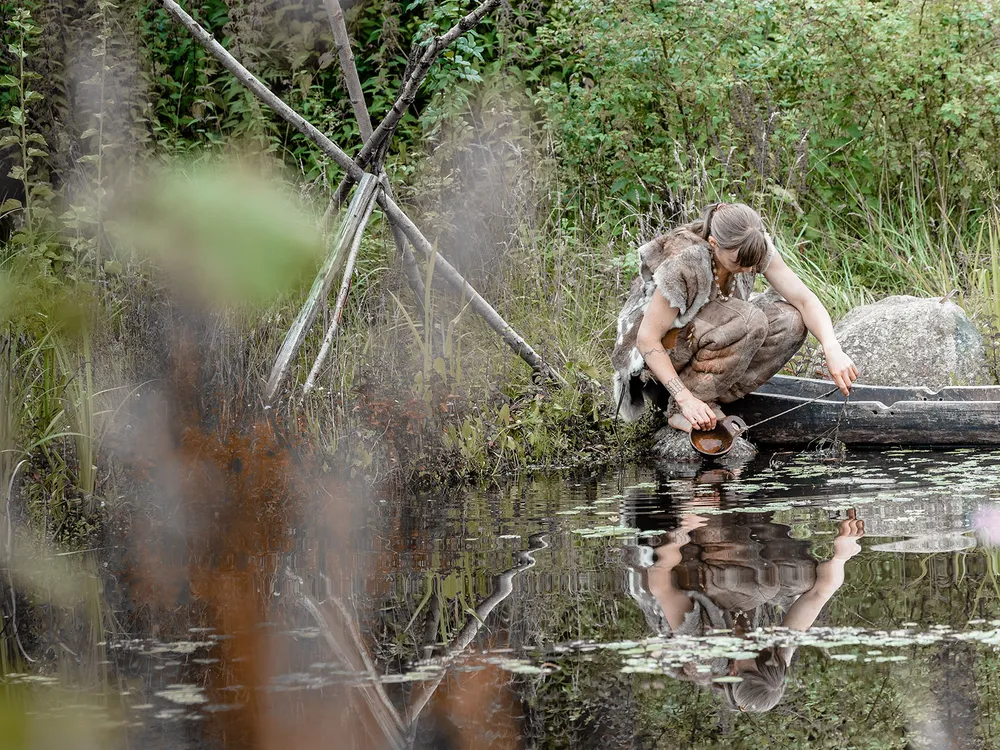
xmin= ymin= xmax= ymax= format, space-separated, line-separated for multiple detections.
xmin=330 ymin=0 xmax=502 ymax=206
xmin=266 ymin=174 xmax=379 ymax=400
xmin=363 ymin=0 xmax=502 ymax=168
xmin=322 ymin=0 xmax=373 ymax=141
xmin=302 ymin=183 xmax=377 ymax=394
xmin=321 ymin=0 xmax=426 ymax=312
xmin=381 ymin=198 xmax=568 ymax=386
xmin=161 ymin=0 xmax=563 ymax=385
xmin=161 ymin=0 xmax=360 ymax=178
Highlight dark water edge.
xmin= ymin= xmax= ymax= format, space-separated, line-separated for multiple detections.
xmin=4 ymin=447 xmax=1000 ymax=749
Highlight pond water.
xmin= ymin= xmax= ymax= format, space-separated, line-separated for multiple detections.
xmin=6 ymin=447 xmax=1000 ymax=749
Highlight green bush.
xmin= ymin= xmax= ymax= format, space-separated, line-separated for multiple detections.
xmin=533 ymin=0 xmax=1000 ymax=227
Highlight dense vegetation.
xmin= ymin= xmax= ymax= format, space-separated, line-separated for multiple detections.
xmin=1 ymin=0 xmax=1000 ymax=528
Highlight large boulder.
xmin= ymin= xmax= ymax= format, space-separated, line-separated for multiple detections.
xmin=809 ymin=295 xmax=991 ymax=388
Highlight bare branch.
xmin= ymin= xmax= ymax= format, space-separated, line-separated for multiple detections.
xmin=363 ymin=0 xmax=503 ymax=166
xmin=303 ymin=181 xmax=378 ymax=394
xmin=330 ymin=0 xmax=503 ymax=205
xmin=321 ymin=0 xmax=426 ymax=311
xmin=322 ymin=0 xmax=373 ymax=142
xmin=161 ymin=0 xmax=361 ymax=179
xmin=266 ymin=174 xmax=380 ymax=401
xmin=380 ymin=198 xmax=569 ymax=386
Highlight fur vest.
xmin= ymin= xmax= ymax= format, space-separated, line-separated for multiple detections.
xmin=610 ymin=229 xmax=775 ymax=421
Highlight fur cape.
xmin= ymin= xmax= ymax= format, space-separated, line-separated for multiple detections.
xmin=610 ymin=229 xmax=764 ymax=421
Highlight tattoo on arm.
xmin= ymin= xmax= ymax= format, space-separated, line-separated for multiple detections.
xmin=641 ymin=347 xmax=669 ymax=358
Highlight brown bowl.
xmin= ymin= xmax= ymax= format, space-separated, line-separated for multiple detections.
xmin=689 ymin=416 xmax=748 ymax=457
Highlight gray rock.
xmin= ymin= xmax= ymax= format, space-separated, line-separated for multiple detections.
xmin=808 ymin=295 xmax=990 ymax=388
xmin=652 ymin=427 xmax=757 ymax=465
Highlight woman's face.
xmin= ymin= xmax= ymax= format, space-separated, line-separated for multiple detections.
xmin=710 ymin=238 xmax=753 ymax=274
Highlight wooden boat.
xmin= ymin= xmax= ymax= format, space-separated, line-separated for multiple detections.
xmin=726 ymin=374 xmax=1000 ymax=447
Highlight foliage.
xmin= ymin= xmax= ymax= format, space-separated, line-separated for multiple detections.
xmin=532 ymin=0 xmax=1000 ymax=230
xmin=1 ymin=0 xmax=999 ymax=500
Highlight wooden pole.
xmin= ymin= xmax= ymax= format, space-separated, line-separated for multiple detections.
xmin=302 ymin=185 xmax=377 ymax=394
xmin=383 ymin=198 xmax=568 ymax=385
xmin=265 ymin=174 xmax=379 ymax=401
xmin=322 ymin=0 xmax=373 ymax=141
xmin=321 ymin=0 xmax=427 ymax=313
xmin=161 ymin=0 xmax=563 ymax=385
xmin=330 ymin=0 xmax=502 ymax=206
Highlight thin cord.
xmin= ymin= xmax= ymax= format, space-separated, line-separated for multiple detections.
xmin=743 ymin=386 xmax=842 ymax=431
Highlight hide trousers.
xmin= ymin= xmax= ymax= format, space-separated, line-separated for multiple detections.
xmin=643 ymin=296 xmax=807 ymax=411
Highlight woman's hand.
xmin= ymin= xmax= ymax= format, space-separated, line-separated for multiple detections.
xmin=676 ymin=391 xmax=717 ymax=431
xmin=824 ymin=344 xmax=859 ymax=396
xmin=833 ymin=510 xmax=865 ymax=561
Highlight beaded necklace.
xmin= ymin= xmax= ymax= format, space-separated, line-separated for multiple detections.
xmin=710 ymin=248 xmax=733 ymax=301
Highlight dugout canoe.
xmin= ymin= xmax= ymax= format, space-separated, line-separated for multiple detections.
xmin=725 ymin=375 xmax=1000 ymax=447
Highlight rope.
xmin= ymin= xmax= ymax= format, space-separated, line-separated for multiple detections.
xmin=742 ymin=385 xmax=842 ymax=432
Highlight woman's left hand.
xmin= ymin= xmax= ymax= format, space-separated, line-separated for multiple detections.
xmin=833 ymin=509 xmax=865 ymax=560
xmin=824 ymin=344 xmax=859 ymax=396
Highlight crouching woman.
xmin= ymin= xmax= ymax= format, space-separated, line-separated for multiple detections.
xmin=611 ymin=202 xmax=858 ymax=433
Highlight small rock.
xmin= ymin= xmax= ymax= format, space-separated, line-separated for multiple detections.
xmin=652 ymin=427 xmax=757 ymax=464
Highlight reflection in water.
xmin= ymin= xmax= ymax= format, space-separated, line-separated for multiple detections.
xmin=11 ymin=441 xmax=1000 ymax=747
xmin=628 ymin=469 xmax=864 ymax=712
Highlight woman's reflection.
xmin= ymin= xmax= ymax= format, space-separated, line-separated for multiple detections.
xmin=628 ymin=469 xmax=864 ymax=712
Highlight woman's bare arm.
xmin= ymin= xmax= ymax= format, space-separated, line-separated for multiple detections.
xmin=764 ymin=253 xmax=859 ymax=395
xmin=782 ymin=516 xmax=864 ymax=631
xmin=636 ymin=292 xmax=717 ymax=430
xmin=646 ymin=515 xmax=708 ymax=629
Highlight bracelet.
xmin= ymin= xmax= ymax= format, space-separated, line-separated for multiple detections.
xmin=665 ymin=377 xmax=687 ymax=397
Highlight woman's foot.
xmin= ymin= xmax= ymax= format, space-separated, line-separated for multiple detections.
xmin=668 ymin=413 xmax=693 ymax=433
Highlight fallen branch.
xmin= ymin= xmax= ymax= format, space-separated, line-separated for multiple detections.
xmin=265 ymin=174 xmax=379 ymax=400
xmin=162 ymin=0 xmax=563 ymax=385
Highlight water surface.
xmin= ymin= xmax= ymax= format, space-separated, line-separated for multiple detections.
xmin=8 ymin=448 xmax=1000 ymax=749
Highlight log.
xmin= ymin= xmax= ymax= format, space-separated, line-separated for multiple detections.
xmin=161 ymin=0 xmax=563 ymax=385
xmin=265 ymin=174 xmax=379 ymax=401
xmin=302 ymin=183 xmax=378 ymax=394
xmin=727 ymin=391 xmax=1000 ymax=446
xmin=759 ymin=373 xmax=1000 ymax=404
